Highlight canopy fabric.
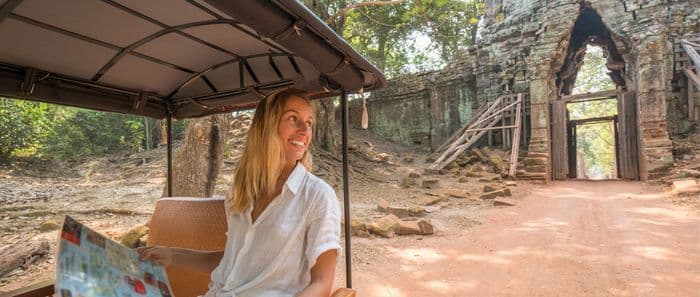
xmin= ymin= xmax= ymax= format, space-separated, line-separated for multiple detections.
xmin=0 ymin=0 xmax=386 ymax=118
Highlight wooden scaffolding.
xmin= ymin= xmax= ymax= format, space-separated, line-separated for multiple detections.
xmin=430 ymin=93 xmax=525 ymax=177
xmin=676 ymin=36 xmax=700 ymax=121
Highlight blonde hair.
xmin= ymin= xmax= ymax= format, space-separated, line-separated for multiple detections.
xmin=228 ymin=88 xmax=313 ymax=213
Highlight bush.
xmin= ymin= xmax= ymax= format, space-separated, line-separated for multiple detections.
xmin=0 ymin=98 xmax=49 ymax=162
xmin=1 ymin=97 xmax=192 ymax=161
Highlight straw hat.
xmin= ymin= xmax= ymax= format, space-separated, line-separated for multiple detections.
xmin=147 ymin=197 xmax=227 ymax=297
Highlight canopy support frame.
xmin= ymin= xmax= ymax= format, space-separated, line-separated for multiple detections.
xmin=340 ymin=89 xmax=352 ymax=288
xmin=166 ymin=100 xmax=174 ymax=197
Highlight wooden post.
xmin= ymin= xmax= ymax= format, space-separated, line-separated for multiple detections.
xmin=551 ymin=100 xmax=569 ymax=180
xmin=501 ymin=95 xmax=508 ymax=150
xmin=690 ymin=73 xmax=695 ymax=120
xmin=508 ymin=94 xmax=523 ymax=177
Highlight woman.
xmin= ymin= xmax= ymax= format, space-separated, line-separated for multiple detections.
xmin=138 ymin=88 xmax=341 ymax=297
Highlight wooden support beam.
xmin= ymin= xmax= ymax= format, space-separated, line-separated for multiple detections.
xmin=690 ymin=72 xmax=696 ymax=120
xmin=509 ymin=94 xmax=523 ymax=177
xmin=681 ymin=39 xmax=700 ymax=69
xmin=461 ymin=124 xmax=519 ymax=133
xmin=569 ymin=115 xmax=618 ymax=125
xmin=430 ymin=113 xmax=504 ymax=169
xmin=683 ymin=66 xmax=700 ymax=89
xmin=2 ymin=279 xmax=54 ymax=297
xmin=469 ymin=99 xmax=522 ymax=129
xmin=561 ymin=90 xmax=618 ymax=102
xmin=502 ymin=95 xmax=509 ymax=150
xmin=434 ymin=95 xmax=506 ymax=159
xmin=430 ymin=93 xmax=525 ymax=170
xmin=434 ymin=101 xmax=489 ymax=154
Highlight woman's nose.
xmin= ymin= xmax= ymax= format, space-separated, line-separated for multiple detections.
xmin=296 ymin=120 xmax=311 ymax=132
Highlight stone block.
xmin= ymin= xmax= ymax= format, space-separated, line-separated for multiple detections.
xmin=479 ymin=189 xmax=508 ymax=200
xmin=446 ymin=191 xmax=469 ymax=199
xmin=672 ymin=179 xmax=700 ymax=194
xmin=377 ymin=198 xmax=389 ymax=212
xmin=677 ymin=169 xmax=700 ymax=179
xmin=396 ymin=220 xmax=422 ymax=235
xmin=422 ymin=178 xmax=440 ymax=189
xmin=387 ymin=206 xmax=409 ymax=218
xmin=367 ymin=215 xmax=400 ymax=238
xmin=400 ymin=176 xmax=417 ymax=188
xmin=418 ymin=220 xmax=434 ymax=235
xmin=483 ymin=184 xmax=498 ymax=192
xmin=524 ymin=158 xmax=547 ymax=166
xmin=37 ymin=219 xmax=61 ymax=232
xmin=423 ymin=196 xmax=446 ymax=206
xmin=493 ymin=198 xmax=517 ymax=206
xmin=527 ymin=165 xmax=547 ymax=173
xmin=120 ymin=225 xmax=149 ymax=248
xmin=409 ymin=207 xmax=427 ymax=217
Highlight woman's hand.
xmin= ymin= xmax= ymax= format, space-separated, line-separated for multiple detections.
xmin=136 ymin=246 xmax=174 ymax=267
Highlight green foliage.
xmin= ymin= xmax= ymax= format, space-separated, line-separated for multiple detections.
xmin=576 ymin=122 xmax=616 ymax=179
xmin=572 ymin=45 xmax=615 ymax=94
xmin=568 ymin=45 xmax=618 ymax=179
xmin=409 ymin=0 xmax=484 ymax=64
xmin=41 ymin=109 xmax=145 ymax=158
xmin=304 ymin=0 xmax=484 ymax=77
xmin=0 ymin=97 xmax=188 ymax=161
xmin=567 ymin=99 xmax=617 ymax=121
xmin=0 ymin=98 xmax=48 ymax=161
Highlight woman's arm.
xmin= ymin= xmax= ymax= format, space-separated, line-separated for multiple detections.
xmin=296 ymin=249 xmax=337 ymax=297
xmin=137 ymin=246 xmax=224 ymax=273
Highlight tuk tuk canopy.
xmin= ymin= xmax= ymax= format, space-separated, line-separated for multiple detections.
xmin=0 ymin=0 xmax=386 ymax=118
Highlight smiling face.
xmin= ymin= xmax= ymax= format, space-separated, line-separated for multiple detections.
xmin=278 ymin=95 xmax=313 ymax=166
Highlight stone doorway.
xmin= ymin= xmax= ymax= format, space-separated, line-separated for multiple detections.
xmin=549 ymin=6 xmax=640 ymax=181
xmin=551 ymin=91 xmax=639 ymax=180
xmin=567 ymin=98 xmax=619 ymax=180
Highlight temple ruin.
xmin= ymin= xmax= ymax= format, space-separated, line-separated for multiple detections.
xmin=362 ymin=0 xmax=699 ymax=181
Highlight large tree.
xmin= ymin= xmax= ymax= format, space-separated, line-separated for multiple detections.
xmin=163 ymin=114 xmax=229 ymax=197
xmin=164 ymin=0 xmax=486 ymax=195
xmin=303 ymin=0 xmax=484 ymax=153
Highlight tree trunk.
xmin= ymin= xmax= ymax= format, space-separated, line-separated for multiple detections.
xmin=377 ymin=33 xmax=387 ymax=73
xmin=312 ymin=97 xmax=338 ymax=155
xmin=0 ymin=240 xmax=49 ymax=278
xmin=162 ymin=114 xmax=229 ymax=197
xmin=159 ymin=120 xmax=167 ymax=147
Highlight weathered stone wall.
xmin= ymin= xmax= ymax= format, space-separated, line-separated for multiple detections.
xmin=475 ymin=0 xmax=699 ymax=180
xmin=364 ymin=0 xmax=698 ymax=181
xmin=367 ymin=60 xmax=476 ymax=150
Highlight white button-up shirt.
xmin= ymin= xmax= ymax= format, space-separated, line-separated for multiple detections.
xmin=204 ymin=163 xmax=341 ymax=297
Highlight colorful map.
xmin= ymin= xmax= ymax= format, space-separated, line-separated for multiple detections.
xmin=56 ymin=215 xmax=174 ymax=297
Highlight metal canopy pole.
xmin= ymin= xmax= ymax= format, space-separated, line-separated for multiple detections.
xmin=166 ymin=111 xmax=173 ymax=197
xmin=340 ymin=90 xmax=352 ymax=288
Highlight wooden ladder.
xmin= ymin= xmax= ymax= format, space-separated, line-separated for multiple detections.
xmin=429 ymin=93 xmax=523 ymax=173
xmin=678 ymin=37 xmax=700 ymax=120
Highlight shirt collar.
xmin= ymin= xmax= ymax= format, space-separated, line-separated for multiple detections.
xmin=284 ymin=162 xmax=307 ymax=196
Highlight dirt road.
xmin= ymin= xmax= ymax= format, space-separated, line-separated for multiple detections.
xmin=347 ymin=181 xmax=700 ymax=297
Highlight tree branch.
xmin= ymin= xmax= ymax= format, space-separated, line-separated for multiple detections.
xmin=326 ymin=0 xmax=407 ymax=25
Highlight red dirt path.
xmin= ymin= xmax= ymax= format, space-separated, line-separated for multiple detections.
xmin=345 ymin=181 xmax=700 ymax=297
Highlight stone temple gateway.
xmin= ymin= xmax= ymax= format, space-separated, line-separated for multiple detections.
xmin=363 ymin=0 xmax=699 ymax=181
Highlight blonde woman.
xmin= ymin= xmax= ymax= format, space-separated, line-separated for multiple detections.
xmin=138 ymin=88 xmax=341 ymax=297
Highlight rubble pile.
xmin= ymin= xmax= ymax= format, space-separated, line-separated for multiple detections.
xmin=663 ymin=135 xmax=700 ymax=199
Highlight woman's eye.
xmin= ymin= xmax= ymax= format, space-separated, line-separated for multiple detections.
xmin=306 ymin=121 xmax=313 ymax=128
xmin=289 ymin=115 xmax=297 ymax=121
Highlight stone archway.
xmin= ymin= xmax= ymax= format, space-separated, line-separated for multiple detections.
xmin=548 ymin=6 xmax=640 ymax=181
xmin=553 ymin=7 xmax=627 ymax=97
xmin=520 ymin=1 xmax=676 ymax=182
